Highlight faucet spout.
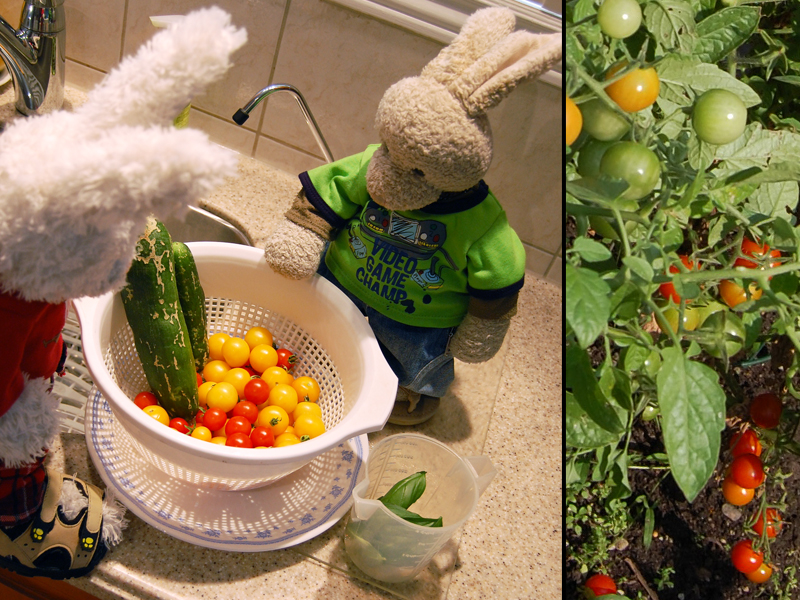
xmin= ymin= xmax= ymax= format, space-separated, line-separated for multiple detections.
xmin=0 ymin=0 xmax=65 ymax=116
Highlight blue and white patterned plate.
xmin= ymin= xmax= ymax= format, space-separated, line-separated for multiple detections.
xmin=85 ymin=387 xmax=368 ymax=551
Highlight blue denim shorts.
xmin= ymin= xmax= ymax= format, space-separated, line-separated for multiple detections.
xmin=316 ymin=258 xmax=455 ymax=398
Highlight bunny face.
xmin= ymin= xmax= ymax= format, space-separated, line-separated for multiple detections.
xmin=366 ymin=77 xmax=493 ymax=212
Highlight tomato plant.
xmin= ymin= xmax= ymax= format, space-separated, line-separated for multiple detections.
xmin=750 ymin=393 xmax=783 ymax=429
xmin=692 ymin=89 xmax=748 ymax=145
xmin=731 ymin=540 xmax=763 ymax=574
xmin=735 ymin=238 xmax=781 ymax=270
xmin=658 ymin=255 xmax=696 ymax=304
xmin=567 ymin=96 xmax=582 ymax=146
xmin=584 ymin=573 xmax=617 ymax=596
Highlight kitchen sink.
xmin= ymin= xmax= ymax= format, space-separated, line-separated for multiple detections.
xmin=162 ymin=206 xmax=251 ymax=245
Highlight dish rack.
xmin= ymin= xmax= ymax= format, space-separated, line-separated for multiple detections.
xmin=53 ymin=308 xmax=92 ymax=435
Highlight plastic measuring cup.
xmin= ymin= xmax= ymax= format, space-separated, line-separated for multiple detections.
xmin=344 ymin=433 xmax=496 ymax=582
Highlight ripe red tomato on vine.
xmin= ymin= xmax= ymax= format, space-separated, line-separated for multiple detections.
xmin=731 ymin=539 xmax=764 ymax=574
xmin=659 ymin=255 xmax=697 ymax=304
xmin=750 ymin=393 xmax=783 ymax=429
xmin=729 ymin=453 xmax=765 ymax=489
xmin=735 ymin=238 xmax=781 ymax=270
xmin=721 ymin=476 xmax=754 ymax=506
xmin=753 ymin=508 xmax=782 ymax=539
xmin=584 ymin=573 xmax=617 ymax=596
xmin=729 ymin=429 xmax=762 ymax=458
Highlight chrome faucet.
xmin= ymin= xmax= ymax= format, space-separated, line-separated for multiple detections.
xmin=0 ymin=0 xmax=65 ymax=115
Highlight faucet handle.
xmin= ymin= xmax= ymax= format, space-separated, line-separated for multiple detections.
xmin=19 ymin=0 xmax=65 ymax=34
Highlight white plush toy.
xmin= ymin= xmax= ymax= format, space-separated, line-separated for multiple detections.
xmin=0 ymin=8 xmax=246 ymax=579
xmin=264 ymin=8 xmax=561 ymax=424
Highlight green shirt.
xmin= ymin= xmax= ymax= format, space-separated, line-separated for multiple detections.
xmin=301 ymin=145 xmax=526 ymax=328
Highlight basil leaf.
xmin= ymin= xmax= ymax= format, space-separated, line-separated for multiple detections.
xmin=381 ymin=502 xmax=443 ymax=528
xmin=378 ymin=471 xmax=427 ymax=509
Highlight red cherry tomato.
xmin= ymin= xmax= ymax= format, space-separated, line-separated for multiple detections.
xmin=134 ymin=391 xmax=158 ymax=410
xmin=731 ymin=539 xmax=763 ymax=574
xmin=735 ymin=238 xmax=781 ymax=270
xmin=585 ymin=573 xmax=617 ymax=596
xmin=202 ymin=407 xmax=227 ymax=432
xmin=244 ymin=377 xmax=271 ymax=406
xmin=196 ymin=372 xmax=203 ymax=387
xmin=729 ymin=429 xmax=762 ymax=458
xmin=750 ymin=393 xmax=783 ymax=429
xmin=195 ymin=409 xmax=205 ymax=426
xmin=168 ymin=417 xmax=190 ymax=434
xmin=753 ymin=508 xmax=782 ymax=539
xmin=276 ymin=348 xmax=298 ymax=371
xmin=232 ymin=400 xmax=259 ymax=424
xmin=659 ymin=255 xmax=696 ymax=304
xmin=250 ymin=425 xmax=275 ymax=448
xmin=225 ymin=432 xmax=254 ymax=448
xmin=225 ymin=415 xmax=252 ymax=437
xmin=730 ymin=454 xmax=765 ymax=489
xmin=722 ymin=476 xmax=754 ymax=506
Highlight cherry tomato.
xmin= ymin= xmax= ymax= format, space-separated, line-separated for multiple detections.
xmin=753 ymin=508 xmax=782 ymax=539
xmin=730 ymin=454 xmax=765 ymax=489
xmin=225 ymin=432 xmax=253 ymax=448
xmin=244 ymin=326 xmax=274 ymax=350
xmin=699 ymin=311 xmax=745 ymax=359
xmin=293 ymin=415 xmax=326 ymax=440
xmin=735 ymin=238 xmax=781 ymax=271
xmin=190 ymin=426 xmax=212 ymax=442
xmin=232 ymin=400 xmax=259 ymax=424
xmin=195 ymin=409 xmax=205 ymax=426
xmin=249 ymin=344 xmax=278 ymax=373
xmin=202 ymin=359 xmax=231 ymax=383
xmin=210 ymin=436 xmax=227 ymax=445
xmin=268 ymin=383 xmax=299 ymax=415
xmin=597 ymin=0 xmax=642 ymax=39
xmin=197 ymin=381 xmax=216 ymax=407
xmin=658 ymin=256 xmax=696 ymax=304
xmin=169 ymin=417 xmax=190 ymax=434
xmin=585 ymin=573 xmax=617 ymax=596
xmin=223 ymin=367 xmax=251 ymax=399
xmin=730 ymin=429 xmax=762 ymax=458
xmin=275 ymin=431 xmax=301 ymax=447
xmin=692 ymin=89 xmax=747 ymax=145
xmin=722 ymin=476 xmax=754 ymax=506
xmin=134 ymin=391 xmax=158 ymax=410
xmin=599 ymin=141 xmax=660 ymax=201
xmin=276 ymin=348 xmax=298 ymax=371
xmin=222 ymin=337 xmax=251 ymax=368
xmin=731 ymin=539 xmax=763 ymax=574
xmin=262 ymin=365 xmax=294 ymax=388
xmin=605 ymin=63 xmax=660 ymax=113
xmin=250 ymin=425 xmax=275 ymax=448
xmin=750 ymin=393 xmax=783 ymax=429
xmin=745 ymin=562 xmax=773 ymax=584
xmin=659 ymin=307 xmax=700 ymax=333
xmin=206 ymin=382 xmax=239 ymax=413
xmin=207 ymin=332 xmax=231 ymax=361
xmin=225 ymin=415 xmax=253 ymax=437
xmin=566 ymin=96 xmax=582 ymax=146
xmin=293 ymin=401 xmax=323 ymax=421
xmin=196 ymin=372 xmax=203 ymax=387
xmin=257 ymin=405 xmax=290 ymax=436
xmin=578 ymin=98 xmax=630 ymax=143
xmin=143 ymin=405 xmax=170 ymax=425
xmin=244 ymin=377 xmax=271 ymax=406
xmin=202 ymin=407 xmax=228 ymax=432
xmin=641 ymin=404 xmax=659 ymax=422
xmin=291 ymin=376 xmax=321 ymax=403
xmin=719 ymin=279 xmax=762 ymax=308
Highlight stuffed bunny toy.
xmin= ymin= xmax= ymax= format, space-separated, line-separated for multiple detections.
xmin=264 ymin=8 xmax=561 ymax=424
xmin=0 ymin=8 xmax=246 ymax=579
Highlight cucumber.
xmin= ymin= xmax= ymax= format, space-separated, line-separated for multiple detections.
xmin=121 ymin=217 xmax=199 ymax=420
xmin=172 ymin=241 xmax=210 ymax=372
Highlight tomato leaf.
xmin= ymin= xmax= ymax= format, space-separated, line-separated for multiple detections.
xmin=570 ymin=237 xmax=613 ymax=263
xmin=380 ymin=502 xmax=443 ymax=527
xmin=378 ymin=471 xmax=427 ymax=509
xmin=644 ymin=0 xmax=696 ymax=53
xmin=657 ymin=347 xmax=726 ymax=502
xmin=694 ymin=7 xmax=759 ymax=64
xmin=566 ymin=392 xmax=624 ymax=450
xmin=622 ymin=256 xmax=654 ymax=284
xmin=656 ymin=55 xmax=761 ymax=107
xmin=566 ymin=264 xmax=611 ymax=349
xmin=566 ymin=343 xmax=625 ymax=434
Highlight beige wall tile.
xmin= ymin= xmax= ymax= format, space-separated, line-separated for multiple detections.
xmin=65 ymin=0 xmax=126 ymax=72
xmin=545 ymin=254 xmax=562 ymax=288
xmin=254 ymin=133 xmax=326 ymax=175
xmin=65 ymin=59 xmax=106 ymax=92
xmin=523 ymin=243 xmax=555 ymax=280
xmin=121 ymin=0 xmax=286 ymax=120
xmin=0 ymin=0 xmax=22 ymax=29
xmin=187 ymin=109 xmax=257 ymax=158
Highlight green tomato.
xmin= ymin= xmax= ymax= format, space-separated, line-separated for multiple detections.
xmin=579 ymin=98 xmax=630 ymax=142
xmin=658 ymin=307 xmax=700 ymax=333
xmin=700 ymin=311 xmax=745 ymax=359
xmin=692 ymin=89 xmax=747 ymax=145
xmin=599 ymin=141 xmax=661 ymax=201
xmin=597 ymin=0 xmax=642 ymax=39
xmin=577 ymin=139 xmax=616 ymax=178
xmin=641 ymin=404 xmax=659 ymax=422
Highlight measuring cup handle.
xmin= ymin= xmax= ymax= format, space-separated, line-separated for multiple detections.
xmin=465 ymin=456 xmax=497 ymax=496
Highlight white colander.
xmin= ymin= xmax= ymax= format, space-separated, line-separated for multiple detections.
xmin=73 ymin=242 xmax=397 ymax=491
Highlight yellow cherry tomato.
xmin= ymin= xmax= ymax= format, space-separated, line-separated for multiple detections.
xmin=284 ymin=425 xmax=295 ymax=434
xmin=205 ymin=382 xmax=239 ymax=413
xmin=143 ymin=405 xmax=170 ymax=425
xmin=191 ymin=426 xmax=212 ymax=442
xmin=222 ymin=337 xmax=250 ymax=368
xmin=198 ymin=381 xmax=216 ymax=407
xmin=257 ymin=405 xmax=289 ymax=436
xmin=210 ymin=436 xmax=227 ymax=445
xmin=605 ymin=62 xmax=660 ymax=113
xmin=208 ymin=333 xmax=231 ymax=361
xmin=275 ymin=432 xmax=301 ymax=447
xmin=249 ymin=344 xmax=278 ymax=374
xmin=268 ymin=383 xmax=298 ymax=415
xmin=245 ymin=326 xmax=274 ymax=351
xmin=719 ymin=278 xmax=763 ymax=308
xmin=566 ymin=96 xmax=582 ymax=146
xmin=223 ymin=367 xmax=251 ymax=399
xmin=203 ymin=359 xmax=230 ymax=383
xmin=293 ymin=401 xmax=322 ymax=421
xmin=291 ymin=376 xmax=321 ymax=403
xmin=293 ymin=415 xmax=326 ymax=440
xmin=262 ymin=366 xmax=294 ymax=388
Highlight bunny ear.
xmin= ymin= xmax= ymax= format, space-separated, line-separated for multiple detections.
xmin=451 ymin=31 xmax=562 ymax=117
xmin=421 ymin=7 xmax=516 ymax=86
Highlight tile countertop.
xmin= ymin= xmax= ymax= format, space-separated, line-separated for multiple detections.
xmin=0 ymin=84 xmax=562 ymax=599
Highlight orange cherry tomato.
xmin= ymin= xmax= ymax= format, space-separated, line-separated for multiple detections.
xmin=605 ymin=62 xmax=660 ymax=113
xmin=722 ymin=476 xmax=754 ymax=506
xmin=745 ymin=562 xmax=773 ymax=584
xmin=719 ymin=279 xmax=762 ymax=308
xmin=566 ymin=97 xmax=582 ymax=146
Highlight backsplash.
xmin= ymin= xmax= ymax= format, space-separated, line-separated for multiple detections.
xmin=4 ymin=0 xmax=562 ymax=287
